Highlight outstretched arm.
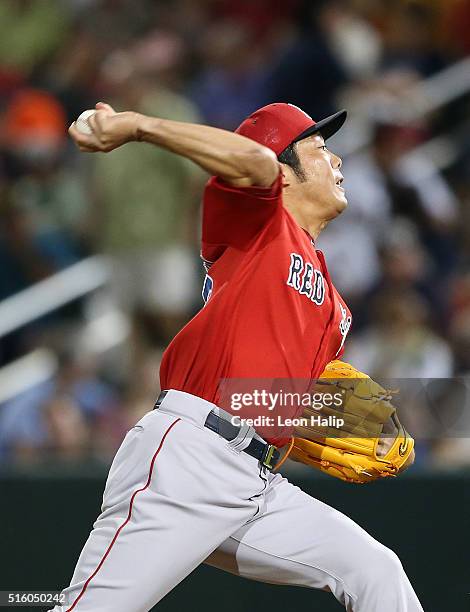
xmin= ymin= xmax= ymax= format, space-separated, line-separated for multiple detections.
xmin=69 ymin=102 xmax=279 ymax=188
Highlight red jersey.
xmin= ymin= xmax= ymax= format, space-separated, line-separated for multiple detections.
xmin=160 ymin=173 xmax=352 ymax=436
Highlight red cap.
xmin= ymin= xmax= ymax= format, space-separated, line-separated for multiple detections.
xmin=235 ymin=103 xmax=347 ymax=156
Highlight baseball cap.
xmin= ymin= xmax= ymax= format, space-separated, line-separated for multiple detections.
xmin=235 ymin=103 xmax=347 ymax=156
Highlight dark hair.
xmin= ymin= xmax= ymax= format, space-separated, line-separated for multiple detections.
xmin=277 ymin=142 xmax=306 ymax=181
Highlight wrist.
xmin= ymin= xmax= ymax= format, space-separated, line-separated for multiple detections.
xmin=134 ymin=113 xmax=161 ymax=143
xmin=131 ymin=112 xmax=145 ymax=142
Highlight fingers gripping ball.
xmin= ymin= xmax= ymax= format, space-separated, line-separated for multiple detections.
xmin=74 ymin=110 xmax=96 ymax=135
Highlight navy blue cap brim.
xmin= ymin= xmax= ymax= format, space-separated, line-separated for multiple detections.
xmin=292 ymin=109 xmax=347 ymax=145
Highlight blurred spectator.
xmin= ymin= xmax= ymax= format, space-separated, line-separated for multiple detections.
xmin=0 ymin=0 xmax=70 ymax=80
xmin=64 ymin=0 xmax=152 ymax=49
xmin=319 ymin=119 xmax=459 ymax=314
xmin=266 ymin=0 xmax=349 ymax=119
xmin=344 ymin=289 xmax=454 ymax=378
xmin=380 ymin=2 xmax=448 ymax=76
xmin=190 ymin=20 xmax=269 ymax=129
xmin=93 ymin=349 xmax=163 ymax=459
xmin=43 ymin=394 xmax=90 ymax=461
xmin=41 ymin=28 xmax=107 ymax=125
xmin=92 ymin=33 xmax=205 ymax=344
xmin=443 ymin=0 xmax=470 ymax=56
xmin=449 ymin=273 xmax=470 ymax=374
xmin=0 ymin=341 xmax=119 ymax=463
xmin=0 ymin=89 xmax=89 ymax=275
xmin=205 ymin=0 xmax=300 ymax=41
xmin=318 ymin=0 xmax=382 ymax=80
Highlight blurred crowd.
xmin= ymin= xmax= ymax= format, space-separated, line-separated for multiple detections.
xmin=1 ymin=0 xmax=470 ymax=470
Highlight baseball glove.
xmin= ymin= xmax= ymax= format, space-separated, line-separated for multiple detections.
xmin=287 ymin=360 xmax=414 ymax=483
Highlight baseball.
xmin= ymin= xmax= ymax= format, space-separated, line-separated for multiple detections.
xmin=74 ymin=109 xmax=96 ymax=135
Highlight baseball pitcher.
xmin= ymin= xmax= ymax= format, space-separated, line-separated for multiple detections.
xmin=56 ymin=101 xmax=423 ymax=611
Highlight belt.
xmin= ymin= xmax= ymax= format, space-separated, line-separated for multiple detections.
xmin=154 ymin=391 xmax=280 ymax=470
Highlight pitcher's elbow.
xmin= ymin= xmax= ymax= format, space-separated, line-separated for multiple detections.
xmin=235 ymin=147 xmax=279 ymax=187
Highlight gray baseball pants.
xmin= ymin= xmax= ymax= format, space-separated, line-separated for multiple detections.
xmin=50 ymin=389 xmax=424 ymax=612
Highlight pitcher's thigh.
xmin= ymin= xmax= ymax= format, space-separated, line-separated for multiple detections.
xmin=207 ymin=476 xmax=422 ymax=611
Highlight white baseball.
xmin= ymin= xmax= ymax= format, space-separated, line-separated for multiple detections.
xmin=75 ymin=109 xmax=96 ymax=135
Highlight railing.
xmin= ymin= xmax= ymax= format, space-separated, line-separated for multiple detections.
xmin=0 ymin=257 xmax=124 ymax=404
xmin=0 ymin=349 xmax=57 ymax=405
xmin=0 ymin=256 xmax=110 ymax=338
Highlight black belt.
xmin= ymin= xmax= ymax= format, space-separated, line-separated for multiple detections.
xmin=154 ymin=391 xmax=280 ymax=470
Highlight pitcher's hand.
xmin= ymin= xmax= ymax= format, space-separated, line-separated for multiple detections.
xmin=69 ymin=102 xmax=141 ymax=152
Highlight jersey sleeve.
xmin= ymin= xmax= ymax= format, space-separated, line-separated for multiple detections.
xmin=201 ymin=171 xmax=283 ymax=264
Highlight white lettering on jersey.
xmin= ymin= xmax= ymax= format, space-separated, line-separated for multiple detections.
xmin=336 ymin=303 xmax=352 ymax=356
xmin=286 ymin=253 xmax=325 ymax=305
xmin=286 ymin=253 xmax=303 ymax=290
